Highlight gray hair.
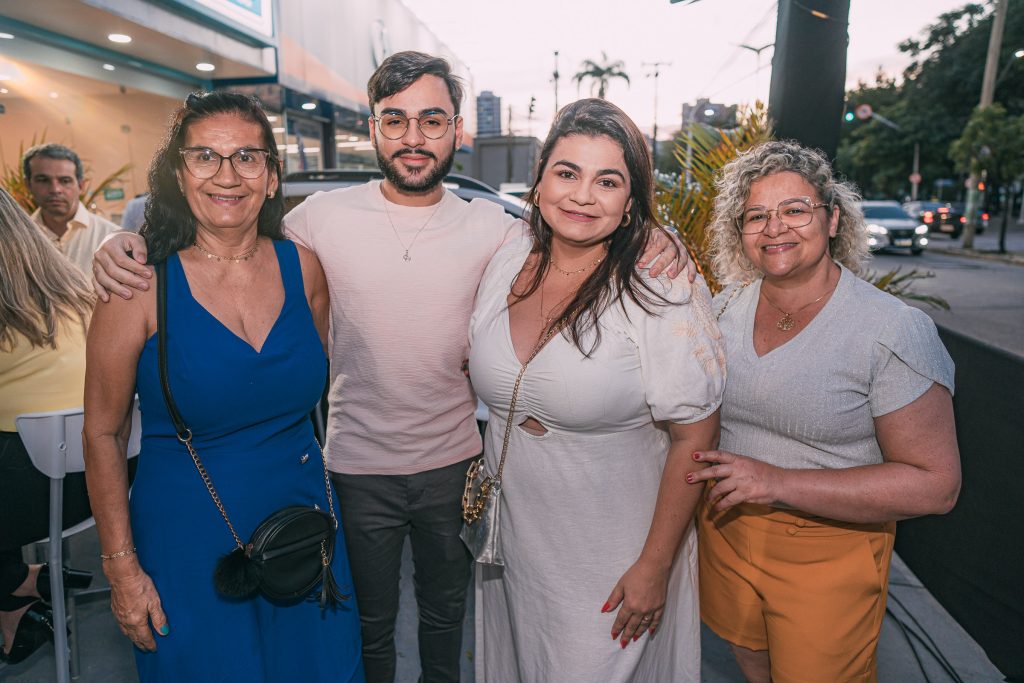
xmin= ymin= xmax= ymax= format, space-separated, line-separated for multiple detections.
xmin=707 ymin=140 xmax=869 ymax=285
xmin=22 ymin=143 xmax=84 ymax=183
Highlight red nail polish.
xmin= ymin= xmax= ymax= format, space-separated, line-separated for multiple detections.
xmin=601 ymin=602 xmax=610 ymax=613
xmin=650 ymin=627 xmax=657 ymax=635
xmin=632 ymin=634 xmax=640 ymax=642
xmin=692 ymin=452 xmax=700 ymax=460
xmin=686 ymin=473 xmax=694 ymax=483
xmin=620 ymin=640 xmax=627 ymax=649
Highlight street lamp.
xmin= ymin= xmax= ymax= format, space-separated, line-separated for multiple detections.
xmin=738 ymin=43 xmax=773 ymax=102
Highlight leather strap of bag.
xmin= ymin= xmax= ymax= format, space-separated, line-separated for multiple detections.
xmin=155 ymin=259 xmax=338 ymax=552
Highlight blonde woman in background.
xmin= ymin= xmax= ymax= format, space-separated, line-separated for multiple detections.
xmin=0 ymin=188 xmax=95 ymax=664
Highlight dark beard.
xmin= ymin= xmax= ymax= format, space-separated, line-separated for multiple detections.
xmin=376 ymin=143 xmax=455 ymax=194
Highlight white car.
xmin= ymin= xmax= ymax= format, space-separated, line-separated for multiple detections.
xmin=859 ymin=201 xmax=928 ymax=256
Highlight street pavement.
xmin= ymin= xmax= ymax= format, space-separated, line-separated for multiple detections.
xmin=0 ymin=529 xmax=1005 ymax=682
xmin=869 ymin=218 xmax=1024 ymax=359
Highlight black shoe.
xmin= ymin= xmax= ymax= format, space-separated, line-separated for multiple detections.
xmin=37 ymin=564 xmax=93 ymax=602
xmin=0 ymin=602 xmax=54 ymax=665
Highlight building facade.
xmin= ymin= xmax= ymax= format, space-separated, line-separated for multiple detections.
xmin=476 ymin=90 xmax=501 ymax=137
xmin=0 ymin=0 xmax=474 ymax=222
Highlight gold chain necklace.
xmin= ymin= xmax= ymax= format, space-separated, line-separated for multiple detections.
xmin=192 ymin=239 xmax=259 ymax=262
xmin=382 ymin=191 xmax=443 ymax=262
xmin=550 ymin=255 xmax=603 ymax=276
xmin=760 ymin=283 xmax=835 ymax=331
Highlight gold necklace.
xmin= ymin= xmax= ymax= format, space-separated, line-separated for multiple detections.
xmin=550 ymin=255 xmax=603 ymax=276
xmin=760 ymin=283 xmax=835 ymax=331
xmin=192 ymin=239 xmax=259 ymax=262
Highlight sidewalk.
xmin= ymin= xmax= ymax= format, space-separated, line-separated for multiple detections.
xmin=926 ymin=216 xmax=1024 ymax=265
xmin=0 ymin=529 xmax=1005 ymax=682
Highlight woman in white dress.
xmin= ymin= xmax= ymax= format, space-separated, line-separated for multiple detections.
xmin=468 ymin=98 xmax=724 ymax=682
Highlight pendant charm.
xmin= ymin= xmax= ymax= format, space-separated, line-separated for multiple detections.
xmin=776 ymin=314 xmax=795 ymax=331
xmin=403 ymin=251 xmax=411 ymax=262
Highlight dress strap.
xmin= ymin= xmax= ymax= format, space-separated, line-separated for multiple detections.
xmin=273 ymin=239 xmax=304 ymax=303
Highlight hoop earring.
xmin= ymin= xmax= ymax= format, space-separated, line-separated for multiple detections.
xmin=621 ymin=213 xmax=631 ymax=227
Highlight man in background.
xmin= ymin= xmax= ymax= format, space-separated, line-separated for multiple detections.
xmin=24 ymin=143 xmax=120 ymax=273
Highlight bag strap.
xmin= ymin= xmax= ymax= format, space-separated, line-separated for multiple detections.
xmin=715 ymin=281 xmax=750 ymax=321
xmin=155 ymin=259 xmax=337 ymax=553
xmin=492 ymin=323 xmax=558 ymax=484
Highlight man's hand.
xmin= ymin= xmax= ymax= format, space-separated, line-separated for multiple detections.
xmin=93 ymin=231 xmax=150 ymax=302
xmin=639 ymin=228 xmax=696 ymax=282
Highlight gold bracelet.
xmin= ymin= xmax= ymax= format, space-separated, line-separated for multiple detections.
xmin=100 ymin=546 xmax=137 ymax=561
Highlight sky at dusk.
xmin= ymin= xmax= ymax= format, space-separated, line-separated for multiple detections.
xmin=403 ymin=0 xmax=972 ymax=139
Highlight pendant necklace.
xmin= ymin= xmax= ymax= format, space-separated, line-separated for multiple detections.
xmin=382 ymin=191 xmax=443 ymax=262
xmin=192 ymin=238 xmax=259 ymax=262
xmin=760 ymin=283 xmax=835 ymax=331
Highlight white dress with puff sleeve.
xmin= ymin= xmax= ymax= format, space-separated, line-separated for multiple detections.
xmin=468 ymin=236 xmax=726 ymax=683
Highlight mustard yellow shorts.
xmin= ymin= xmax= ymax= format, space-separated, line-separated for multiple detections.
xmin=698 ymin=502 xmax=896 ymax=683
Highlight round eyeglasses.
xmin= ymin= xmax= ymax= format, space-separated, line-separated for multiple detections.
xmin=373 ymin=112 xmax=458 ymax=140
xmin=179 ymin=147 xmax=271 ymax=180
xmin=738 ymin=197 xmax=830 ymax=234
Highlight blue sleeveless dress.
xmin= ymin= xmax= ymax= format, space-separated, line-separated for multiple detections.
xmin=130 ymin=240 xmax=364 ymax=682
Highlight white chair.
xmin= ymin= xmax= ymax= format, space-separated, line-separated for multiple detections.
xmin=16 ymin=399 xmax=142 ymax=683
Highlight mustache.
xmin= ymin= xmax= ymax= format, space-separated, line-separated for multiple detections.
xmin=392 ymin=148 xmax=437 ymax=161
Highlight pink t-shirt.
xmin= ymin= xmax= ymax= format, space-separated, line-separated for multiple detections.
xmin=284 ymin=180 xmax=524 ymax=474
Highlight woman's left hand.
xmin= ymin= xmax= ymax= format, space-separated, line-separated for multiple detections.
xmin=687 ymin=450 xmax=785 ymax=512
xmin=602 ymin=559 xmax=668 ymax=648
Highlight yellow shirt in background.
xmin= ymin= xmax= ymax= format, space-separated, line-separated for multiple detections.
xmin=0 ymin=320 xmax=87 ymax=431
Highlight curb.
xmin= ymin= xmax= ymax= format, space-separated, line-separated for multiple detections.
xmin=928 ymin=246 xmax=1024 ymax=266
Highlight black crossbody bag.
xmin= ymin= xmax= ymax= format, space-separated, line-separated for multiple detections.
xmin=156 ymin=260 xmax=347 ymax=608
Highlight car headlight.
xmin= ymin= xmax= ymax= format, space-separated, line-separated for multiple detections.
xmin=915 ymin=224 xmax=928 ymax=235
xmin=867 ymin=223 xmax=889 ymax=236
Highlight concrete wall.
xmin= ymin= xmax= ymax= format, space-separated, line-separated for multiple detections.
xmin=895 ymin=325 xmax=1024 ymax=680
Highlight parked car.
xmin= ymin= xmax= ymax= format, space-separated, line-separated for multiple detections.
xmin=282 ymin=169 xmax=528 ymax=219
xmin=902 ymin=200 xmax=987 ymax=239
xmin=860 ymin=200 xmax=928 ymax=255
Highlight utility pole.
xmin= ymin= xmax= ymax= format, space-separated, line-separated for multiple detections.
xmin=963 ymin=0 xmax=1008 ymax=248
xmin=738 ymin=43 xmax=773 ymax=102
xmin=506 ymin=104 xmax=515 ymax=183
xmin=552 ymin=50 xmax=560 ymax=115
xmin=643 ymin=61 xmax=671 ymax=165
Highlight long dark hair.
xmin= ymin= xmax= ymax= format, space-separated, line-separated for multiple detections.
xmin=142 ymin=91 xmax=285 ymax=263
xmin=519 ymin=98 xmax=671 ymax=356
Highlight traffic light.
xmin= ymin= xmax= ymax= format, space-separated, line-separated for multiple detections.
xmin=528 ymin=96 xmax=536 ymax=116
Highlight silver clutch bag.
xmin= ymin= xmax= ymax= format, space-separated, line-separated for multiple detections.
xmin=460 ymin=459 xmax=504 ymax=566
xmin=460 ymin=326 xmax=556 ymax=567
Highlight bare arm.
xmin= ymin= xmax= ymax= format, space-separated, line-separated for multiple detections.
xmin=83 ymin=274 xmax=168 ymax=650
xmin=605 ymin=412 xmax=720 ymax=646
xmin=295 ymin=243 xmax=330 ymax=353
xmin=91 ymin=231 xmax=151 ymax=302
xmin=690 ymin=383 xmax=961 ymax=523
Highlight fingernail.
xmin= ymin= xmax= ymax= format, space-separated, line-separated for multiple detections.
xmin=159 ymin=625 xmax=169 ymax=635
xmin=686 ymin=473 xmax=694 ymax=483
xmin=692 ymin=452 xmax=700 ymax=460
xmin=650 ymin=627 xmax=657 ymax=635
xmin=601 ymin=602 xmax=610 ymax=613
xmin=620 ymin=640 xmax=627 ymax=649
xmin=632 ymin=634 xmax=640 ymax=642
xmin=611 ymin=631 xmax=618 ymax=640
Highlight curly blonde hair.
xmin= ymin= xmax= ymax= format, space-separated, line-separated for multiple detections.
xmin=707 ymin=140 xmax=869 ymax=285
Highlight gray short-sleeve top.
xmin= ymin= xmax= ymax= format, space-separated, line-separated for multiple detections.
xmin=714 ymin=265 xmax=955 ymax=470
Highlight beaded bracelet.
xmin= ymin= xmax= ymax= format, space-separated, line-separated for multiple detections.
xmin=100 ymin=546 xmax=137 ymax=561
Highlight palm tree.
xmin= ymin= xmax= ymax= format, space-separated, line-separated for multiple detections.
xmin=573 ymin=52 xmax=630 ymax=99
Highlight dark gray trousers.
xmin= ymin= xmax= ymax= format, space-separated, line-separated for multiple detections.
xmin=331 ymin=455 xmax=474 ymax=683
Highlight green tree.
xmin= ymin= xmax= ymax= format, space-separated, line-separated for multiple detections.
xmin=572 ymin=52 xmax=630 ymax=99
xmin=836 ymin=1 xmax=1024 ymax=200
xmin=950 ymin=104 xmax=1024 ymax=251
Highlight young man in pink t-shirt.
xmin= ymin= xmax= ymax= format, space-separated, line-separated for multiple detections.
xmin=91 ymin=51 xmax=686 ymax=683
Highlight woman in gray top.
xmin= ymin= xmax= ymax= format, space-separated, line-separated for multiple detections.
xmin=687 ymin=140 xmax=960 ymax=683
